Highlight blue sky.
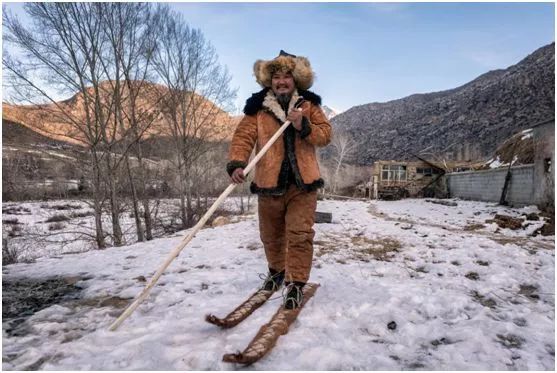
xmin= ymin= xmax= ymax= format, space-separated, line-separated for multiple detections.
xmin=169 ymin=1 xmax=554 ymax=113
xmin=4 ymin=2 xmax=555 ymax=113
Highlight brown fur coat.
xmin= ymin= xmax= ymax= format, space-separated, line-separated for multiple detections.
xmin=227 ymin=88 xmax=332 ymax=195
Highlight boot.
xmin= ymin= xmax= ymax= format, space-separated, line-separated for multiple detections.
xmin=261 ymin=268 xmax=285 ymax=292
xmin=284 ymin=281 xmax=305 ymax=309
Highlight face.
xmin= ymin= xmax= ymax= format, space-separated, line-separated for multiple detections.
xmin=271 ymin=71 xmax=295 ymax=96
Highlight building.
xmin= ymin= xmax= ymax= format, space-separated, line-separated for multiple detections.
xmin=369 ymin=159 xmax=474 ymax=199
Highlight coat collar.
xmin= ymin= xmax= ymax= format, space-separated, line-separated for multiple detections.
xmin=243 ymin=88 xmax=322 ymax=116
xmin=261 ymin=89 xmax=301 ymax=122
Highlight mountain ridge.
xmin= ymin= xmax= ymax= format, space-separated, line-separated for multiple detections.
xmin=331 ymin=43 xmax=554 ymax=165
xmin=2 ymin=80 xmax=237 ymax=146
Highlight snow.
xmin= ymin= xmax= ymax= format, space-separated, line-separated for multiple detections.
xmin=521 ymin=128 xmax=533 ymax=140
xmin=2 ymin=198 xmax=554 ymax=370
xmin=3 ymin=146 xmax=77 ymax=161
xmin=2 ymin=197 xmax=254 ymax=260
xmin=487 ymin=156 xmax=505 ymax=168
xmin=486 ymin=155 xmax=521 ymax=168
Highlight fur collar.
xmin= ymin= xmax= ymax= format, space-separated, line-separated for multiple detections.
xmin=244 ymin=88 xmax=322 ymax=116
xmin=261 ymin=90 xmax=301 ymax=122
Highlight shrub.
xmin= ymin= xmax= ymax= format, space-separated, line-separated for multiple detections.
xmin=2 ymin=237 xmax=19 ymax=265
xmin=3 ymin=218 xmax=20 ymax=225
xmin=2 ymin=207 xmax=30 ymax=215
xmin=52 ymin=204 xmax=81 ymax=210
xmin=48 ymin=222 xmax=65 ymax=231
xmin=70 ymin=211 xmax=94 ymax=219
xmin=8 ymin=225 xmax=23 ymax=238
xmin=45 ymin=214 xmax=70 ymax=223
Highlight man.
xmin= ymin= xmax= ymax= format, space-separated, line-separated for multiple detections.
xmin=227 ymin=50 xmax=332 ymax=309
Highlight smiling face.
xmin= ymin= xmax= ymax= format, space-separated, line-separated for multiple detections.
xmin=271 ymin=71 xmax=295 ymax=97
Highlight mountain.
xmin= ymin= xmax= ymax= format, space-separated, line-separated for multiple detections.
xmin=322 ymin=105 xmax=340 ymax=120
xmin=2 ymin=81 xmax=237 ymax=146
xmin=2 ymin=119 xmax=75 ymax=149
xmin=330 ymin=43 xmax=555 ymax=165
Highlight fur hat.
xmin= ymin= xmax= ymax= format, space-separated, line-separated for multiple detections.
xmin=253 ymin=50 xmax=314 ymax=90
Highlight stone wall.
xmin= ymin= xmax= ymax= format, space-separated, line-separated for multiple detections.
xmin=447 ymin=165 xmax=535 ymax=206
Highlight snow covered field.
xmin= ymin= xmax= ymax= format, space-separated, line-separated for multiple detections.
xmin=2 ymin=198 xmax=554 ymax=370
xmin=2 ymin=197 xmax=254 ymax=260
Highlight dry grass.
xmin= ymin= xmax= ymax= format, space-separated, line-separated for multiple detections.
xmin=470 ymin=290 xmax=497 ymax=309
xmin=313 ymin=239 xmax=341 ymax=257
xmin=45 ymin=214 xmax=70 ymax=223
xmin=48 ymin=222 xmax=65 ymax=231
xmin=350 ymin=236 xmax=402 ymax=262
xmin=314 ymin=235 xmax=402 ymax=264
xmin=463 ymin=223 xmax=486 ymax=231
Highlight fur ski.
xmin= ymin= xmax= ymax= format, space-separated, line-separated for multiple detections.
xmin=222 ymin=283 xmax=319 ymax=365
xmin=205 ymin=289 xmax=275 ymax=329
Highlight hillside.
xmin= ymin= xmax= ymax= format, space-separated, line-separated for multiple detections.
xmin=2 ymin=81 xmax=237 ymax=146
xmin=330 ymin=43 xmax=555 ymax=165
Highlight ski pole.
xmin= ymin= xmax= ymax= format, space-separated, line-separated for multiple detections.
xmin=109 ymin=98 xmax=305 ymax=331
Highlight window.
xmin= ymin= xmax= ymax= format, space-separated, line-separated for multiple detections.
xmin=417 ymin=167 xmax=441 ymax=176
xmin=416 ymin=167 xmax=431 ymax=175
xmin=381 ymin=165 xmax=407 ymax=181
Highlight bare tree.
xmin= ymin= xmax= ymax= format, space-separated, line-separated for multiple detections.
xmin=329 ymin=131 xmax=359 ymax=193
xmin=3 ymin=3 xmax=236 ymax=248
xmin=99 ymin=3 xmax=163 ymax=242
xmin=152 ymin=7 xmax=236 ymax=228
xmin=3 ymin=3 xmax=113 ymax=248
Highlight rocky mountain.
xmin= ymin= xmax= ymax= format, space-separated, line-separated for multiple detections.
xmin=330 ymin=43 xmax=555 ymax=165
xmin=2 ymin=81 xmax=237 ymax=147
xmin=322 ymin=105 xmax=340 ymax=120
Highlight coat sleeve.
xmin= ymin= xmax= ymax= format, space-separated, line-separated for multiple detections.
xmin=298 ymin=103 xmax=332 ymax=147
xmin=226 ymin=114 xmax=258 ymax=176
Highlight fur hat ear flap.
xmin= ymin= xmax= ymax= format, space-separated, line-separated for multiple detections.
xmin=253 ymin=59 xmax=270 ymax=88
xmin=253 ymin=52 xmax=315 ymax=90
xmin=292 ymin=56 xmax=314 ymax=91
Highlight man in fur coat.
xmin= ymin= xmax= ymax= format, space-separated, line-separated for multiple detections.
xmin=226 ymin=50 xmax=332 ymax=309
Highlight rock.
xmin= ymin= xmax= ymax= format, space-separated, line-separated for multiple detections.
xmin=533 ymin=215 xmax=555 ymax=236
xmin=400 ymin=223 xmax=413 ymax=230
xmin=426 ymin=199 xmax=457 ymax=207
xmin=465 ymin=272 xmax=480 ymax=280
xmin=387 ymin=321 xmax=397 ymax=330
xmin=525 ymin=212 xmax=540 ymax=221
xmin=134 ymin=275 xmax=146 ymax=282
xmin=315 ymin=211 xmax=333 ymax=224
xmin=486 ymin=214 xmax=524 ymax=230
xmin=98 ymin=296 xmax=130 ymax=308
xmin=63 ymin=276 xmax=82 ymax=285
xmin=212 ymin=216 xmax=230 ymax=227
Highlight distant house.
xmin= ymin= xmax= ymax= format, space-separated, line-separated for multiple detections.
xmin=369 ymin=159 xmax=474 ymax=199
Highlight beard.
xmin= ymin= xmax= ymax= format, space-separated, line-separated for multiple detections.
xmin=276 ymin=92 xmax=292 ymax=112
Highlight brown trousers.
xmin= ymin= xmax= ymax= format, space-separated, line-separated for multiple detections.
xmin=258 ymin=185 xmax=317 ymax=283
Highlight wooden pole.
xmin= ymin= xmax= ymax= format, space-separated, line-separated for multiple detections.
xmin=109 ymin=115 xmax=298 ymax=331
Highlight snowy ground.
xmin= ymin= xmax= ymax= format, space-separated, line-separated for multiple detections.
xmin=2 ymin=196 xmax=254 ymax=260
xmin=2 ymin=198 xmax=554 ymax=370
